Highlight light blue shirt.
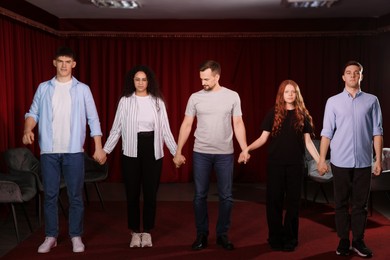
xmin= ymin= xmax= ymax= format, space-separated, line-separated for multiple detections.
xmin=321 ymin=89 xmax=383 ymax=168
xmin=25 ymin=76 xmax=102 ymax=154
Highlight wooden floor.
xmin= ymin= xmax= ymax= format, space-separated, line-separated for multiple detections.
xmin=1 ymin=182 xmax=389 ymax=257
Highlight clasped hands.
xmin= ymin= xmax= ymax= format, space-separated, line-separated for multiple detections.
xmin=238 ymin=149 xmax=251 ymax=164
xmin=316 ymin=161 xmax=330 ymax=176
xmin=173 ymin=154 xmax=186 ymax=168
xmin=93 ymin=149 xmax=107 ymax=165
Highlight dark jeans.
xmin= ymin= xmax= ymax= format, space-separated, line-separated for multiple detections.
xmin=266 ymin=163 xmax=304 ymax=245
xmin=331 ymin=164 xmax=371 ymax=241
xmin=121 ymin=132 xmax=162 ymax=232
xmin=192 ymin=151 xmax=234 ymax=237
xmin=40 ymin=153 xmax=84 ymax=238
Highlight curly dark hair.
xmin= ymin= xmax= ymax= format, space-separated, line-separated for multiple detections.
xmin=271 ymin=79 xmax=314 ymax=138
xmin=122 ymin=65 xmax=165 ymax=109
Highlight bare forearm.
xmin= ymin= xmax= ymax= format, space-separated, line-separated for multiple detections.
xmin=233 ymin=117 xmax=247 ymax=151
xmin=373 ymin=135 xmax=383 ymax=162
xmin=24 ymin=117 xmax=37 ymax=133
xmin=319 ymin=136 xmax=330 ymax=162
xmin=93 ymin=135 xmax=103 ymax=150
xmin=235 ymin=126 xmax=247 ymax=151
xmin=176 ymin=124 xmax=191 ymax=155
xmin=22 ymin=117 xmax=37 ymax=145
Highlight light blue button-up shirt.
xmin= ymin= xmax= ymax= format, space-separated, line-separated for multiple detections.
xmin=321 ymin=89 xmax=383 ymax=168
xmin=25 ymin=76 xmax=102 ymax=154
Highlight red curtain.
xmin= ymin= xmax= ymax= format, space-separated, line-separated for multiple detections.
xmin=1 ymin=16 xmax=389 ymax=182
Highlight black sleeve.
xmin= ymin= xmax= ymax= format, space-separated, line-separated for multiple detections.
xmin=261 ymin=108 xmax=275 ymax=132
xmin=303 ymin=116 xmax=313 ymax=134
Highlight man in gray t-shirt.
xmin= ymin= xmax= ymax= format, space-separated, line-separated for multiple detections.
xmin=174 ymin=60 xmax=247 ymax=251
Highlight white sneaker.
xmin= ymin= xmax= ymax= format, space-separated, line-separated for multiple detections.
xmin=71 ymin=236 xmax=85 ymax=253
xmin=130 ymin=232 xmax=141 ymax=248
xmin=37 ymin=237 xmax=57 ymax=253
xmin=141 ymin=233 xmax=153 ymax=248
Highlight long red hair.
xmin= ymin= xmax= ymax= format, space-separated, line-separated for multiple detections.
xmin=271 ymin=80 xmax=314 ymax=137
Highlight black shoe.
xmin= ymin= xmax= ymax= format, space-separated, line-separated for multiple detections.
xmin=269 ymin=243 xmax=283 ymax=251
xmin=351 ymin=240 xmax=373 ymax=258
xmin=283 ymin=240 xmax=298 ymax=252
xmin=191 ymin=234 xmax=208 ymax=250
xmin=268 ymin=237 xmax=283 ymax=251
xmin=336 ymin=238 xmax=350 ymax=256
xmin=217 ymin=235 xmax=234 ymax=250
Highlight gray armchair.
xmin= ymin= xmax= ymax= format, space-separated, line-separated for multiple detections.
xmin=0 ymin=172 xmax=37 ymax=242
xmin=369 ymin=148 xmax=390 ymax=216
xmin=303 ymin=139 xmax=333 ymax=204
xmin=3 ymin=147 xmax=67 ymax=225
xmin=84 ymin=153 xmax=109 ymax=210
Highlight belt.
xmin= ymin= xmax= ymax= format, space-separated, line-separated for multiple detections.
xmin=138 ymin=131 xmax=154 ymax=137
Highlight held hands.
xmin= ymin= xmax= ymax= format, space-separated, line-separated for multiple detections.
xmin=22 ymin=131 xmax=34 ymax=145
xmin=238 ymin=149 xmax=251 ymax=164
xmin=173 ymin=153 xmax=186 ymax=168
xmin=317 ymin=161 xmax=330 ymax=176
xmin=93 ymin=149 xmax=107 ymax=165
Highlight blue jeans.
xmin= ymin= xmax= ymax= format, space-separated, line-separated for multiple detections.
xmin=192 ymin=152 xmax=234 ymax=237
xmin=40 ymin=153 xmax=84 ymax=238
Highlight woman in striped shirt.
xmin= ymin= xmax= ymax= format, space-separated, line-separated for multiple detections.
xmin=102 ymin=65 xmax=177 ymax=248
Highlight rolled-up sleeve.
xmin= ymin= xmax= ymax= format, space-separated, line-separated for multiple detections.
xmin=372 ymin=97 xmax=383 ymax=136
xmin=320 ymin=98 xmax=336 ymax=139
xmin=85 ymin=87 xmax=102 ymax=137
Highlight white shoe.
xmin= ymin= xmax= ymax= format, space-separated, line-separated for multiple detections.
xmin=37 ymin=237 xmax=57 ymax=253
xmin=130 ymin=232 xmax=141 ymax=248
xmin=71 ymin=236 xmax=85 ymax=253
xmin=141 ymin=233 xmax=153 ymax=248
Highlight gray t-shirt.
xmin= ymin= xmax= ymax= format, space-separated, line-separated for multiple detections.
xmin=185 ymin=87 xmax=242 ymax=154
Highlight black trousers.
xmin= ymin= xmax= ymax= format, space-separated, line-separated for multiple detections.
xmin=266 ymin=163 xmax=304 ymax=245
xmin=331 ymin=164 xmax=371 ymax=241
xmin=121 ymin=132 xmax=163 ymax=232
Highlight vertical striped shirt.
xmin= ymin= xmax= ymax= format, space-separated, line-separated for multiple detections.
xmin=103 ymin=94 xmax=177 ymax=159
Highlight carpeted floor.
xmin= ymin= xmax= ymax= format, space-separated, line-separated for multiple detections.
xmin=2 ymin=200 xmax=390 ymax=259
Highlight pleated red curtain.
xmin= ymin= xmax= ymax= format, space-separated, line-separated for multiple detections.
xmin=1 ymin=15 xmax=389 ymax=182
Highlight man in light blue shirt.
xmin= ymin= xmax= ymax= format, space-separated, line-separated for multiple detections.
xmin=23 ymin=46 xmax=105 ymax=254
xmin=317 ymin=61 xmax=383 ymax=258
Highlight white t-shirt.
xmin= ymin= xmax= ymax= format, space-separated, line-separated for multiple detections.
xmin=51 ymin=79 xmax=72 ymax=153
xmin=185 ymin=87 xmax=242 ymax=154
xmin=136 ymin=95 xmax=155 ymax=132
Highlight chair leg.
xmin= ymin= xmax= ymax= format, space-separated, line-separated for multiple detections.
xmin=302 ymin=176 xmax=308 ymax=207
xmin=36 ymin=193 xmax=42 ymax=226
xmin=10 ymin=204 xmax=20 ymax=243
xmin=320 ymin=185 xmax=329 ymax=203
xmin=21 ymin=203 xmax=33 ymax=232
xmin=94 ymin=182 xmax=105 ymax=210
xmin=385 ymin=191 xmax=390 ymax=202
xmin=313 ymin=186 xmax=320 ymax=203
xmin=84 ymin=183 xmax=90 ymax=206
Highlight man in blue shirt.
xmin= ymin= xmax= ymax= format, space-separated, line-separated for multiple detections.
xmin=23 ymin=46 xmax=105 ymax=254
xmin=318 ymin=60 xmax=383 ymax=258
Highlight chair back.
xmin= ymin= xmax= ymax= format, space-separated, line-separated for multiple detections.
xmin=4 ymin=147 xmax=44 ymax=191
xmin=84 ymin=153 xmax=109 ymax=182
xmin=371 ymin=148 xmax=390 ymax=191
xmin=4 ymin=148 xmax=40 ymax=174
xmin=382 ymin=148 xmax=390 ymax=172
xmin=305 ymin=139 xmax=333 ymax=182
xmin=0 ymin=180 xmax=23 ymax=203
